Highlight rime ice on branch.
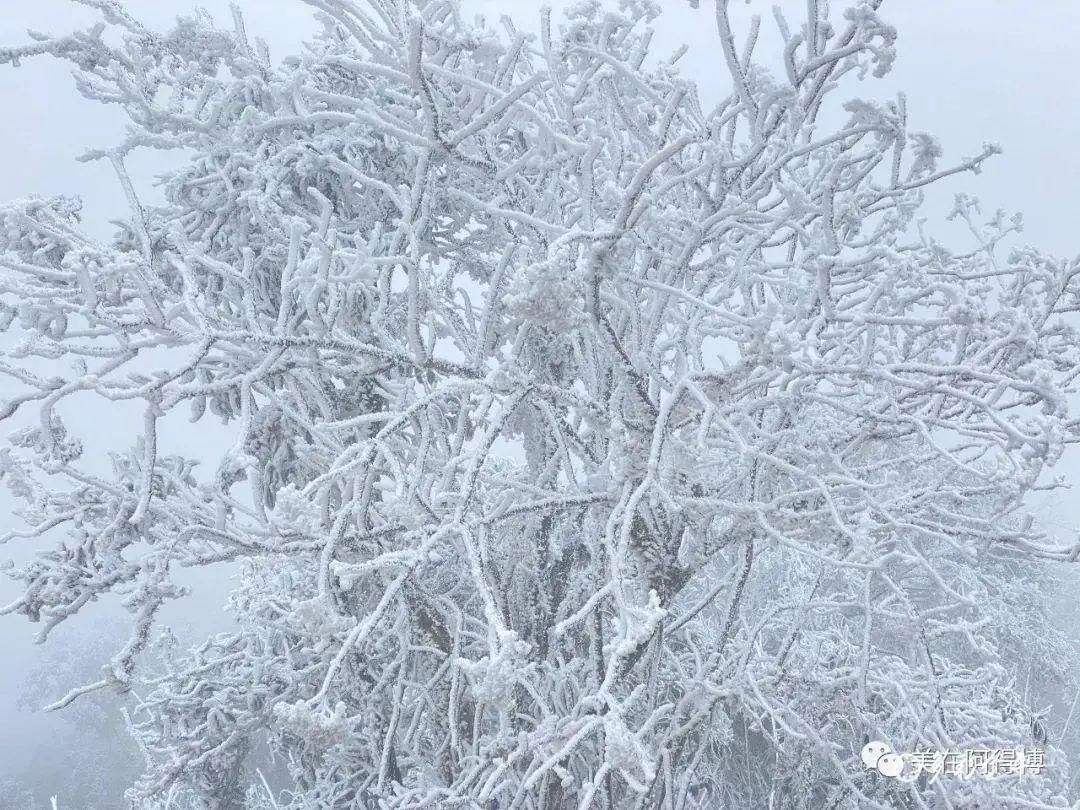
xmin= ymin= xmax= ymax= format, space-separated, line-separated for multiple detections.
xmin=1 ymin=1 xmax=1079 ymax=808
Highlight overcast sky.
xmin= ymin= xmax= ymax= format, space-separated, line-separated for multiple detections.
xmin=0 ymin=0 xmax=1078 ymax=795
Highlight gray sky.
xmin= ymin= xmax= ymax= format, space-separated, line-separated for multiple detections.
xmin=0 ymin=0 xmax=1078 ymax=795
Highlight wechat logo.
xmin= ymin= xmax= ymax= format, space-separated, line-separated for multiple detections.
xmin=861 ymin=740 xmax=905 ymax=778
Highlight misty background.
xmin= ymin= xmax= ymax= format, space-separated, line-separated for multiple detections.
xmin=0 ymin=0 xmax=1078 ymax=804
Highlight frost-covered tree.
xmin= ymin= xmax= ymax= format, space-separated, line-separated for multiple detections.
xmin=2 ymin=0 xmax=1080 ymax=807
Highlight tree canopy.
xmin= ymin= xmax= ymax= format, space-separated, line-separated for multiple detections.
xmin=1 ymin=1 xmax=1079 ymax=807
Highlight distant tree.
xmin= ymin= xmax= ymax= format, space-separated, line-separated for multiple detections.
xmin=0 ymin=615 xmax=142 ymax=808
xmin=1 ymin=0 xmax=1079 ymax=807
